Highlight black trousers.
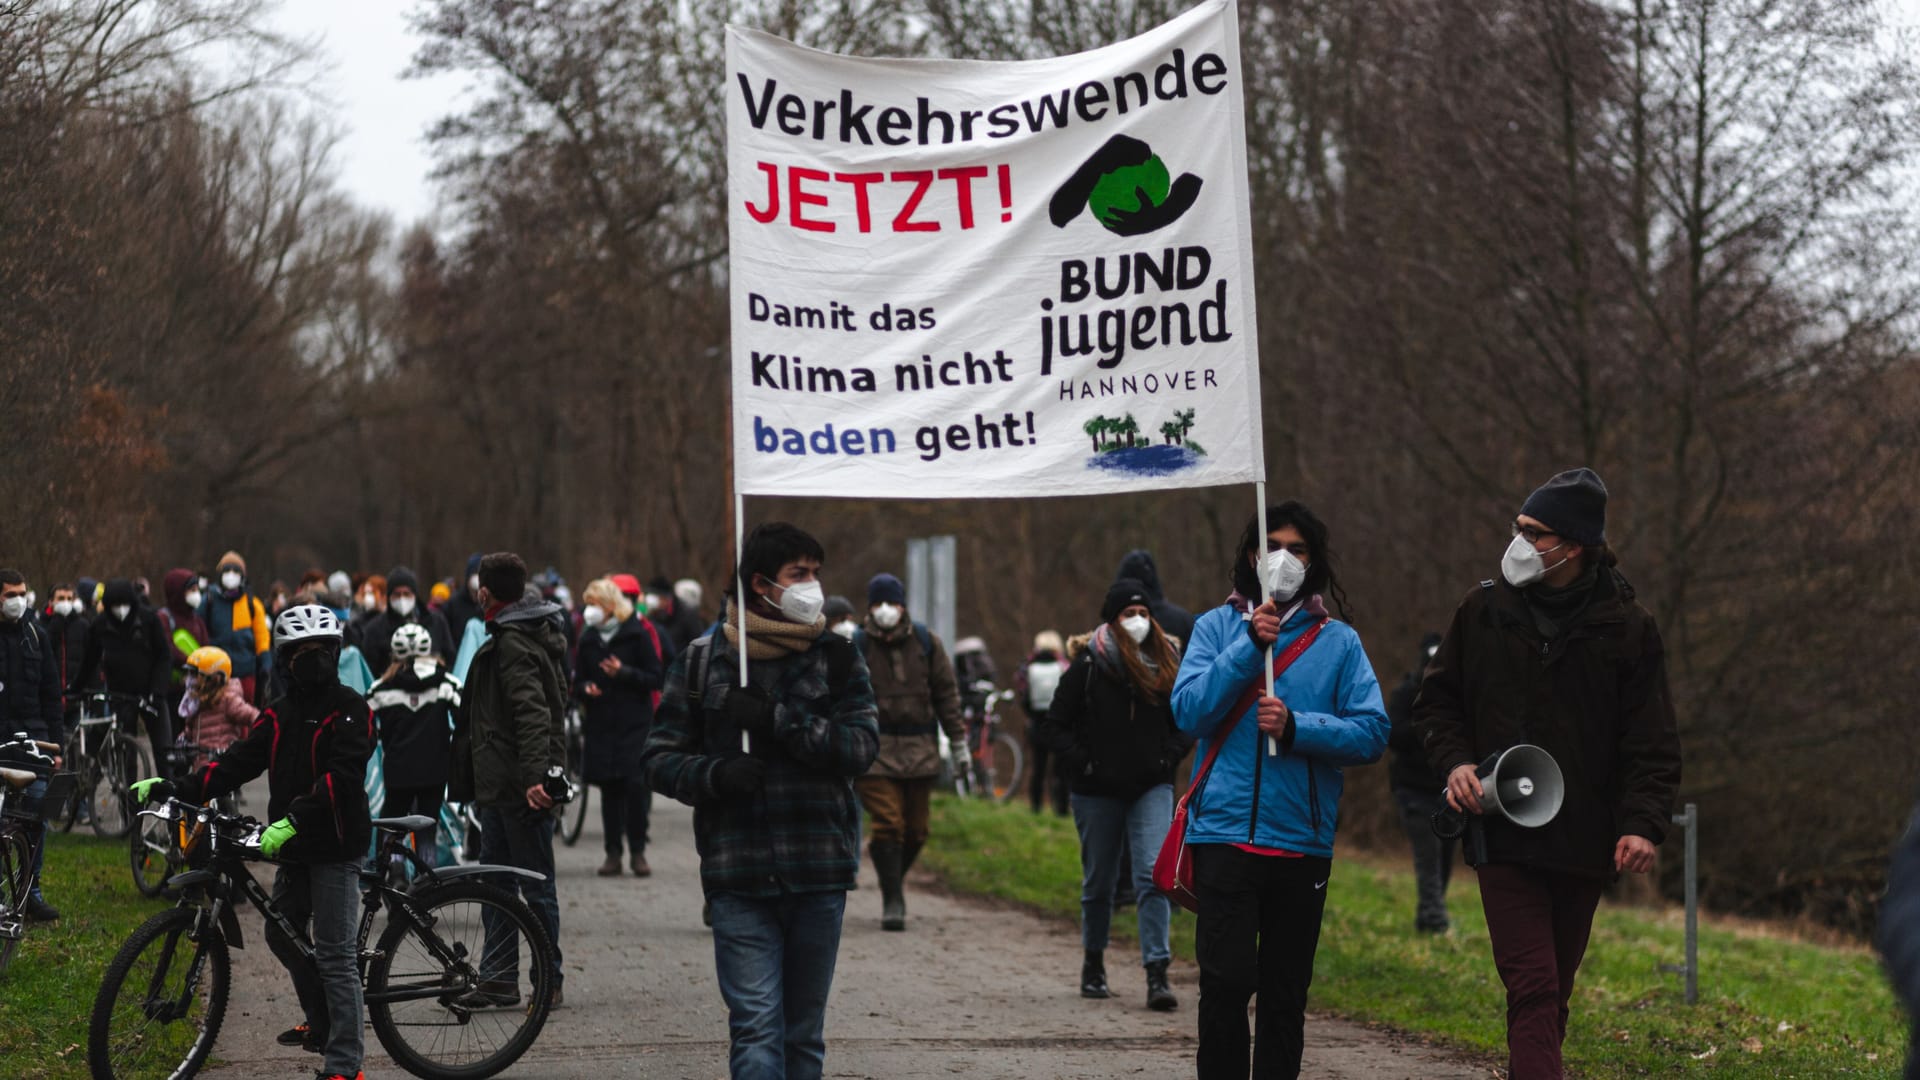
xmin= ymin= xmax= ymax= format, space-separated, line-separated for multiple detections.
xmin=598 ymin=776 xmax=650 ymax=858
xmin=1193 ymin=844 xmax=1332 ymax=1080
xmin=1026 ymin=726 xmax=1069 ymax=815
xmin=382 ymin=785 xmax=444 ymax=863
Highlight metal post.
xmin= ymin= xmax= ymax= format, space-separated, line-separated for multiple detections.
xmin=1660 ymin=802 xmax=1699 ymax=1003
xmin=1682 ymin=801 xmax=1698 ymax=1004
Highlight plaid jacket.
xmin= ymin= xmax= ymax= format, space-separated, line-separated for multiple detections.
xmin=643 ymin=631 xmax=879 ymax=897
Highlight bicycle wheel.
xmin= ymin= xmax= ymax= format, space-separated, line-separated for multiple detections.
xmin=56 ymin=733 xmax=87 ymax=833
xmin=988 ymin=733 xmax=1025 ymax=803
xmin=87 ymin=906 xmax=229 ymax=1080
xmin=89 ymin=737 xmax=137 ymax=840
xmin=366 ymin=878 xmax=555 ymax=1079
xmin=560 ymin=782 xmax=588 ymax=847
xmin=0 ymin=826 xmax=33 ymax=976
xmin=128 ymin=807 xmax=180 ymax=899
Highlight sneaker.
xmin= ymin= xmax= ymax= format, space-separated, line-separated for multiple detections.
xmin=630 ymin=854 xmax=651 ymax=878
xmin=277 ymin=1024 xmax=323 ymax=1053
xmin=456 ymin=980 xmax=521 ymax=1009
xmin=22 ymin=895 xmax=59 ymax=922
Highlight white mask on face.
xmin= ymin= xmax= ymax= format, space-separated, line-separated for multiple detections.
xmin=24 ymin=592 xmax=33 ymax=610
xmin=1120 ymin=614 xmax=1151 ymax=643
xmin=390 ymin=595 xmax=416 ymax=617
xmin=53 ymin=600 xmax=74 ymax=617
xmin=111 ymin=604 xmax=131 ymax=621
xmin=643 ymin=593 xmax=662 ymax=612
xmin=0 ymin=596 xmax=26 ymax=621
xmin=220 ymin=570 xmax=242 ymax=591
xmin=871 ymin=603 xmax=903 ymax=630
xmin=1262 ymin=549 xmax=1307 ymax=600
xmin=832 ymin=619 xmax=858 ymax=640
xmin=360 ymin=591 xmax=379 ymax=611
xmin=185 ymin=589 xmax=202 ymax=609
xmin=1501 ymin=534 xmax=1567 ymax=588
xmin=468 ymin=574 xmax=481 ymax=593
xmin=581 ymin=605 xmax=608 ymax=628
xmin=772 ymin=580 xmax=825 ymax=624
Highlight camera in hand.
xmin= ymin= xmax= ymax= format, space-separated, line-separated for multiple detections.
xmin=542 ymin=764 xmax=575 ymax=805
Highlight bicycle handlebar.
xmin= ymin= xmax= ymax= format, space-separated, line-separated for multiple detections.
xmin=139 ymin=797 xmax=267 ymax=855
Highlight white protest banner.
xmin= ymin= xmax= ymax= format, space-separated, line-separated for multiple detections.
xmin=727 ymin=0 xmax=1263 ymax=499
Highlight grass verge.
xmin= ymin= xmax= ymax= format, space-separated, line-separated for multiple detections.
xmin=0 ymin=828 xmax=172 ymax=1080
xmin=924 ymin=794 xmax=1906 ymax=1078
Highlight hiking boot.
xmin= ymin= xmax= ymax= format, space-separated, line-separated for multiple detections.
xmin=22 ymin=895 xmax=59 ymax=922
xmin=277 ymin=1023 xmax=323 ymax=1053
xmin=1145 ymin=959 xmax=1178 ymax=1011
xmin=597 ymin=857 xmax=622 ymax=877
xmin=630 ymin=854 xmax=651 ymax=877
xmin=872 ymin=841 xmax=907 ymax=931
xmin=456 ymin=980 xmax=521 ymax=1009
xmin=1080 ymin=949 xmax=1110 ymax=999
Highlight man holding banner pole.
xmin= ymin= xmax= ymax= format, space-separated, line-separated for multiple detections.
xmin=643 ymin=523 xmax=878 ymax=1080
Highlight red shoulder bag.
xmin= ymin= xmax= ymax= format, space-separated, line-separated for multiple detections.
xmin=1152 ymin=619 xmax=1328 ymax=913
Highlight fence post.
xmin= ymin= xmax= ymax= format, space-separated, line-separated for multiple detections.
xmin=1659 ymin=802 xmax=1700 ymax=1004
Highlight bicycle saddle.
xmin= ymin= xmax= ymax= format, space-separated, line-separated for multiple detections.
xmin=0 ymin=767 xmax=35 ymax=791
xmin=371 ymin=815 xmax=437 ymax=832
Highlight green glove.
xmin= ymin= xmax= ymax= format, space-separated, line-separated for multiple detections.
xmin=259 ymin=818 xmax=297 ymax=858
xmin=129 ymin=777 xmax=172 ymax=804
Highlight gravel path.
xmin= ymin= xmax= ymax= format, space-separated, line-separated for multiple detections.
xmin=202 ymin=791 xmax=1492 ymax=1079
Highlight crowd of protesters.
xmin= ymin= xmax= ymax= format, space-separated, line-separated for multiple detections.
xmin=0 ymin=466 xmax=1694 ymax=1080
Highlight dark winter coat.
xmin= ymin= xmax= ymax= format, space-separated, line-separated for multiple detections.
xmin=0 ymin=616 xmax=64 ymax=744
xmin=1115 ymin=550 xmax=1194 ymax=645
xmin=1387 ymin=644 xmax=1446 ymax=795
xmin=45 ymin=610 xmax=90 ymax=694
xmin=1412 ymin=569 xmax=1683 ymax=879
xmin=367 ymin=663 xmax=459 ymax=791
xmin=1039 ymin=626 xmax=1192 ymax=800
xmin=175 ymin=682 xmax=372 ymax=862
xmin=572 ymin=616 xmax=664 ymax=783
xmin=442 ymin=589 xmax=484 ymax=651
xmin=857 ymin=618 xmax=966 ymax=779
xmin=463 ymin=594 xmax=569 ymax=808
xmin=358 ymin=607 xmax=456 ymax=676
xmin=76 ymin=584 xmax=170 ymax=699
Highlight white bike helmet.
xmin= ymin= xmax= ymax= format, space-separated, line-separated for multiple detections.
xmin=390 ymin=623 xmax=433 ymax=661
xmin=274 ymin=604 xmax=344 ymax=648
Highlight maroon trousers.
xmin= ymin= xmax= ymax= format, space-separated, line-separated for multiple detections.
xmin=1475 ymin=863 xmax=1606 ymax=1080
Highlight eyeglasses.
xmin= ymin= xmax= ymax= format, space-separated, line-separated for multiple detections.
xmin=1511 ymin=521 xmax=1559 ymax=545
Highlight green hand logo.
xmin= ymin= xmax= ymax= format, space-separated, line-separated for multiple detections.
xmin=1050 ymin=134 xmax=1203 ymax=237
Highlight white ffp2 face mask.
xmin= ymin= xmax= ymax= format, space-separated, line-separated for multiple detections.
xmin=53 ymin=600 xmax=74 ymax=617
xmin=1120 ymin=614 xmax=1151 ymax=643
xmin=773 ymin=580 xmax=825 ymax=624
xmin=581 ymin=605 xmax=608 ymax=628
xmin=1262 ymin=550 xmax=1307 ymax=600
xmin=1501 ymin=534 xmax=1567 ymax=588
xmin=832 ymin=620 xmax=858 ymax=640
xmin=220 ymin=571 xmax=242 ymax=591
xmin=390 ymin=596 xmax=416 ymax=617
xmin=111 ymin=604 xmax=132 ymax=621
xmin=0 ymin=596 xmax=26 ymax=621
xmin=871 ymin=603 xmax=903 ymax=630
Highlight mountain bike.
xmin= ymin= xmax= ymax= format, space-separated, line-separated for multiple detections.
xmin=61 ymin=691 xmax=155 ymax=840
xmin=88 ymin=799 xmax=557 ymax=1079
xmin=556 ymin=704 xmax=588 ymax=847
xmin=952 ymin=687 xmax=1024 ymax=803
xmin=0 ymin=733 xmax=74 ymax=976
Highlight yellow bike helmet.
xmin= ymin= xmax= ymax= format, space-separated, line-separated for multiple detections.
xmin=186 ymin=646 xmax=233 ymax=682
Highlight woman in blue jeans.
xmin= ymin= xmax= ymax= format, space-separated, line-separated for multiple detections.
xmin=1039 ymin=577 xmax=1192 ymax=1011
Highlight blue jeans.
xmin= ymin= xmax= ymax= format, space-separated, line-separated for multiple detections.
xmin=266 ymin=861 xmax=364 ymax=1077
xmin=708 ymin=889 xmax=847 ymax=1080
xmin=1072 ymin=785 xmax=1174 ymax=966
xmin=475 ymin=804 xmax=563 ymax=990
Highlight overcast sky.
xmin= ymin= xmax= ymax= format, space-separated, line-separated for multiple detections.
xmin=279 ymin=0 xmax=1920 ymax=229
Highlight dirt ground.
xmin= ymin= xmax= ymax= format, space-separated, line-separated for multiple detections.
xmin=202 ymin=792 xmax=1494 ymax=1079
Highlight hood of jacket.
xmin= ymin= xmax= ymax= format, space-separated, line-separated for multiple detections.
xmin=1115 ymin=549 xmax=1166 ymax=601
xmin=162 ymin=568 xmax=198 ymax=617
xmin=492 ymin=591 xmax=568 ymax=661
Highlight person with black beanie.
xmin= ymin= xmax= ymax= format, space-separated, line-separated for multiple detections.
xmin=1415 ymin=467 xmax=1682 ymax=1080
xmin=358 ymin=566 xmax=456 ymax=675
xmin=74 ymin=578 xmax=174 ymax=775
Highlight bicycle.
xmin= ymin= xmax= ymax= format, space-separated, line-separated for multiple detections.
xmin=556 ymin=704 xmax=589 ymax=847
xmin=89 ymin=798 xmax=557 ymax=1080
xmin=129 ymin=739 xmax=235 ymax=899
xmin=0 ymin=733 xmax=74 ymax=977
xmin=62 ymin=691 xmax=156 ymax=840
xmin=952 ymin=686 xmax=1024 ymax=803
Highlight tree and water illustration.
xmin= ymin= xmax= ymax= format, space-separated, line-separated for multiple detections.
xmin=1082 ymin=407 xmax=1206 ymax=475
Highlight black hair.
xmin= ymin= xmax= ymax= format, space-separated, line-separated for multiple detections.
xmin=1230 ymin=501 xmax=1353 ymax=622
xmin=730 ymin=523 xmax=826 ymax=599
xmin=478 ymin=552 xmax=528 ymax=603
xmin=0 ymin=569 xmax=22 ymax=588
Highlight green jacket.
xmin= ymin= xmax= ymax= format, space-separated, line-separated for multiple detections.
xmin=464 ymin=593 xmax=569 ymax=808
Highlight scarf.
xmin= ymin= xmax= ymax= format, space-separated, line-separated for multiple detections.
xmin=1225 ymin=590 xmax=1329 ymax=621
xmin=1524 ymin=562 xmax=1599 ymax=640
xmin=722 ymin=600 xmax=827 ymax=660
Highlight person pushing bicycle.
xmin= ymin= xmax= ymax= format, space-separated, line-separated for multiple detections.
xmin=132 ymin=603 xmax=372 ymax=1080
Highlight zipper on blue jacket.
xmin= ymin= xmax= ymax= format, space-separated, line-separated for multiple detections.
xmin=1246 ymin=721 xmax=1262 ymax=843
